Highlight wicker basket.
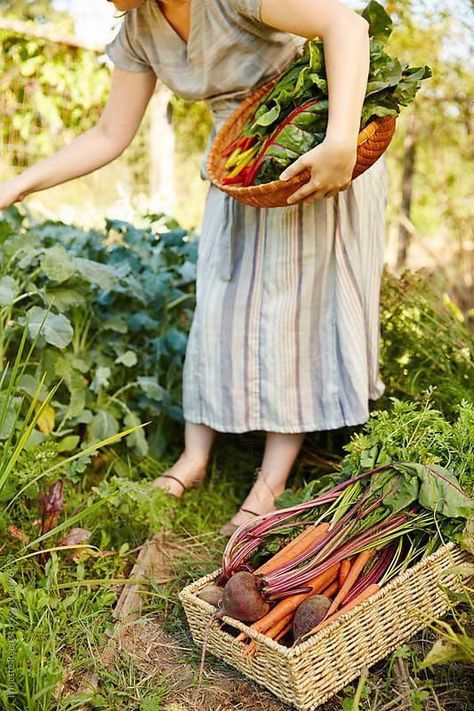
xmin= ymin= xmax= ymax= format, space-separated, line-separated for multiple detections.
xmin=180 ymin=543 xmax=472 ymax=710
xmin=206 ymin=77 xmax=397 ymax=208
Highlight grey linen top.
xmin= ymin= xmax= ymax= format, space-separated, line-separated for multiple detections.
xmin=105 ymin=0 xmax=306 ymax=130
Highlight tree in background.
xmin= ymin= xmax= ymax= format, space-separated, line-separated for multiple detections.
xmin=384 ymin=0 xmax=473 ymax=309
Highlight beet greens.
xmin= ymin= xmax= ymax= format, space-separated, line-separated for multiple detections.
xmin=223 ymin=1 xmax=431 ymax=186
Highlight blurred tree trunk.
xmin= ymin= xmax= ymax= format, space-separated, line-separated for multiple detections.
xmin=149 ymin=87 xmax=175 ymax=215
xmin=396 ymin=113 xmax=419 ymax=269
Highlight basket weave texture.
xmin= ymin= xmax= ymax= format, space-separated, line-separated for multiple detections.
xmin=179 ymin=543 xmax=472 ymax=710
xmin=206 ymin=77 xmax=397 ymax=208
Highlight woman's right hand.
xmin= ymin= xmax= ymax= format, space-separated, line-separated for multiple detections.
xmin=0 ymin=68 xmax=156 ymax=210
xmin=0 ymin=177 xmax=27 ymax=211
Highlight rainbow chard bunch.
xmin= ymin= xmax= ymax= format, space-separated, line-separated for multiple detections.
xmin=213 ymin=463 xmax=473 ymax=626
xmin=222 ymin=0 xmax=431 ymax=187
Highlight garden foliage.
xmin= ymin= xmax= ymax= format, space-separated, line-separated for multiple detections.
xmin=0 ymin=207 xmax=197 ymax=460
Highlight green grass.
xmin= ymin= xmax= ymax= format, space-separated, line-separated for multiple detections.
xmin=2 ymin=435 xmax=474 ymax=710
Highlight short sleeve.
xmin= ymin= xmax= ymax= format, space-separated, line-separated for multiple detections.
xmin=105 ymin=15 xmax=154 ymax=73
xmin=231 ymin=0 xmax=262 ymax=22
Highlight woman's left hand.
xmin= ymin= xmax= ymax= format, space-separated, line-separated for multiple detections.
xmin=280 ymin=136 xmax=358 ymax=204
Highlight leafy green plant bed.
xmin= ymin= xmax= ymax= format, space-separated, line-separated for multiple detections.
xmin=0 ymin=207 xmax=198 ymax=460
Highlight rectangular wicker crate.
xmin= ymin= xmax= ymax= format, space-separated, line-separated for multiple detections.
xmin=179 ymin=543 xmax=472 ymax=710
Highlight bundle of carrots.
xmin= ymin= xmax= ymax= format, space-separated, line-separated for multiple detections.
xmin=237 ymin=536 xmax=388 ymax=655
xmin=197 ymin=462 xmax=472 ymax=655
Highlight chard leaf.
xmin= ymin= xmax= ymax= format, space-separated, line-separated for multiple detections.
xmin=255 ymin=156 xmax=290 ymax=185
xmin=361 ymin=95 xmax=398 ymax=126
xmin=306 ymin=40 xmax=324 ymax=73
xmin=265 ymin=144 xmax=299 ymax=161
xmin=361 ymin=0 xmax=393 ymax=44
xmin=255 ymin=105 xmax=281 ymax=127
xmin=369 ymin=467 xmax=420 ymax=514
xmin=277 ymin=125 xmax=314 ymax=153
xmin=392 ymin=65 xmax=432 ymax=106
xmin=308 ymin=74 xmax=327 ymax=94
xmin=392 ymin=462 xmax=474 ymax=519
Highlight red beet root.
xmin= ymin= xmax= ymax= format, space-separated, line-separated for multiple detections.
xmin=222 ymin=571 xmax=270 ymax=622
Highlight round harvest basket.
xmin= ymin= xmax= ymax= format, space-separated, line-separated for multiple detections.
xmin=206 ymin=77 xmax=397 ymax=208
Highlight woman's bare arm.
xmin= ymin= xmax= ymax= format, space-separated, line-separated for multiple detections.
xmin=0 ymin=67 xmax=157 ymax=209
xmin=259 ymin=0 xmax=370 ymax=202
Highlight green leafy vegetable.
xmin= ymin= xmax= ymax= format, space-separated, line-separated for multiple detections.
xmin=361 ymin=0 xmax=393 ymax=43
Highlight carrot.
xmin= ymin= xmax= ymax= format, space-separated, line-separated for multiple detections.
xmin=325 ymin=549 xmax=376 ymax=618
xmin=300 ymin=583 xmax=380 ymax=641
xmin=338 ymin=559 xmax=351 ymax=588
xmin=244 ymin=611 xmax=294 ymax=656
xmin=255 ymin=522 xmax=329 ymax=575
xmin=320 ymin=580 xmax=338 ymax=599
xmin=275 ymin=619 xmax=293 ymax=642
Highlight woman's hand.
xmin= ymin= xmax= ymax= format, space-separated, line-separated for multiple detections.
xmin=280 ymin=137 xmax=357 ymax=204
xmin=0 ymin=69 xmax=156 ymax=206
xmin=0 ymin=177 xmax=28 ymax=211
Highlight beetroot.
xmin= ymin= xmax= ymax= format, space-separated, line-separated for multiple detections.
xmin=293 ymin=595 xmax=331 ymax=642
xmin=198 ymin=583 xmax=224 ymax=607
xmin=221 ymin=571 xmax=270 ymax=622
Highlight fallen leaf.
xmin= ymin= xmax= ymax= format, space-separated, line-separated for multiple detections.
xmin=8 ymin=525 xmax=30 ymax=543
xmin=34 ymin=401 xmax=55 ymax=435
xmin=57 ymin=528 xmax=92 ymax=548
xmin=421 ymin=637 xmax=473 ymax=668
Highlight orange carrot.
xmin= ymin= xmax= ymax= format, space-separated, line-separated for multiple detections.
xmin=320 ymin=580 xmax=338 ymax=599
xmin=325 ymin=549 xmax=375 ymax=618
xmin=275 ymin=619 xmax=293 ymax=642
xmin=244 ymin=612 xmax=294 ymax=656
xmin=301 ymin=583 xmax=380 ymax=641
xmin=266 ymin=611 xmax=294 ymax=639
xmin=255 ymin=522 xmax=329 ymax=575
xmin=338 ymin=559 xmax=351 ymax=588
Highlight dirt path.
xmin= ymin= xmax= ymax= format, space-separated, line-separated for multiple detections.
xmin=65 ymin=533 xmax=290 ymax=711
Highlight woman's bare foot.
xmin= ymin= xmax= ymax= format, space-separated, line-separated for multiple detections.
xmin=219 ymin=470 xmax=285 ymax=536
xmin=152 ymin=452 xmax=208 ymax=498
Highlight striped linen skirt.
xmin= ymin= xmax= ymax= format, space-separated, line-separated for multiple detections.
xmin=182 ymin=154 xmax=388 ymax=434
